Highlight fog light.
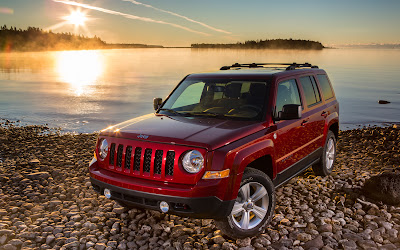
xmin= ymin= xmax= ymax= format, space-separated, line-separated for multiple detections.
xmin=160 ymin=201 xmax=169 ymax=213
xmin=104 ymin=188 xmax=111 ymax=199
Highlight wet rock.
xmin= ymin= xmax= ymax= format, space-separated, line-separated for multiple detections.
xmin=363 ymin=173 xmax=400 ymax=205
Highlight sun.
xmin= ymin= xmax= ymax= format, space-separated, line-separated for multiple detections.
xmin=64 ymin=10 xmax=87 ymax=26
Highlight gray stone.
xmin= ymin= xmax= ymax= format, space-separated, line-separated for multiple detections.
xmin=107 ymin=241 xmax=118 ymax=248
xmin=297 ymin=233 xmax=312 ymax=242
xmin=46 ymin=235 xmax=55 ymax=245
xmin=27 ymin=171 xmax=50 ymax=179
xmin=212 ymin=235 xmax=226 ymax=244
xmin=0 ymin=229 xmax=13 ymax=236
xmin=0 ymin=235 xmax=8 ymax=245
xmin=95 ymin=243 xmax=107 ymax=250
xmin=8 ymin=239 xmax=23 ymax=247
xmin=303 ymin=236 xmax=324 ymax=249
xmin=3 ymin=244 xmax=17 ymax=250
xmin=236 ymin=237 xmax=251 ymax=247
xmin=340 ymin=240 xmax=357 ymax=249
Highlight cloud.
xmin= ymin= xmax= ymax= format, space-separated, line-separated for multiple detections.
xmin=0 ymin=7 xmax=14 ymax=14
xmin=121 ymin=0 xmax=231 ymax=34
xmin=53 ymin=0 xmax=210 ymax=36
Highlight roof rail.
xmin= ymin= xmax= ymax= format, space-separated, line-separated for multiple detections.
xmin=220 ymin=62 xmax=319 ymax=71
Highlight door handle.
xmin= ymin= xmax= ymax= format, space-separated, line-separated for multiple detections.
xmin=301 ymin=120 xmax=308 ymax=126
xmin=321 ymin=111 xmax=328 ymax=118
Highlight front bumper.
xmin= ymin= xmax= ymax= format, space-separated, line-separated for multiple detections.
xmin=91 ymin=177 xmax=234 ymax=218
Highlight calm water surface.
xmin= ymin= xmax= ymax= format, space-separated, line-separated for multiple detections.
xmin=0 ymin=48 xmax=399 ymax=132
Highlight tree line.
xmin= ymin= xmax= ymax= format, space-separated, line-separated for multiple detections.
xmin=191 ymin=38 xmax=325 ymax=50
xmin=0 ymin=25 xmax=163 ymax=52
xmin=0 ymin=25 xmax=107 ymax=51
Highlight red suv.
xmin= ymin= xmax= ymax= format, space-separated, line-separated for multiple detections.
xmin=89 ymin=63 xmax=339 ymax=238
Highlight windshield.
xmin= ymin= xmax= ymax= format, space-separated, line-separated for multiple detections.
xmin=159 ymin=78 xmax=269 ymax=120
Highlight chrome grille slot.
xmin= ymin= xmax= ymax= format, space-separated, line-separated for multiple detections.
xmin=133 ymin=147 xmax=142 ymax=171
xmin=143 ymin=149 xmax=152 ymax=173
xmin=165 ymin=151 xmax=175 ymax=176
xmin=154 ymin=150 xmax=163 ymax=175
xmin=116 ymin=145 xmax=124 ymax=168
xmin=125 ymin=146 xmax=132 ymax=169
xmin=109 ymin=143 xmax=116 ymax=165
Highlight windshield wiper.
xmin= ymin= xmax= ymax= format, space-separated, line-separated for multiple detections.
xmin=188 ymin=111 xmax=228 ymax=118
xmin=159 ymin=108 xmax=192 ymax=116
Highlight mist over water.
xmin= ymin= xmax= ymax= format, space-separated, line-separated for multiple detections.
xmin=0 ymin=48 xmax=399 ymax=133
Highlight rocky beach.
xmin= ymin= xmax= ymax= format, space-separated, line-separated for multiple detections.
xmin=0 ymin=123 xmax=399 ymax=250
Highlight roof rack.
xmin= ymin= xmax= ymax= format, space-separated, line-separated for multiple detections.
xmin=220 ymin=62 xmax=319 ymax=71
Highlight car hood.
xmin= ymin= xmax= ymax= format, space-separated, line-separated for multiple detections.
xmin=100 ymin=113 xmax=266 ymax=150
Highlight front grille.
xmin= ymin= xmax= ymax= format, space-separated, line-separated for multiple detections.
xmin=133 ymin=147 xmax=142 ymax=171
xmin=105 ymin=141 xmax=177 ymax=179
xmin=116 ymin=145 xmax=124 ymax=168
xmin=109 ymin=143 xmax=116 ymax=165
xmin=166 ymin=151 xmax=175 ymax=176
xmin=143 ymin=149 xmax=152 ymax=173
xmin=125 ymin=146 xmax=132 ymax=169
xmin=154 ymin=150 xmax=163 ymax=175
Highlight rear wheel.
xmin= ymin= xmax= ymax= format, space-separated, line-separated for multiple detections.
xmin=215 ymin=168 xmax=275 ymax=239
xmin=312 ymin=130 xmax=336 ymax=176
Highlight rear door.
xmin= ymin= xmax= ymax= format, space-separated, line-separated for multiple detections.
xmin=298 ymin=75 xmax=325 ymax=155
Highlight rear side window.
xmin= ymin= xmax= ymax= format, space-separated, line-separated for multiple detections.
xmin=299 ymin=76 xmax=321 ymax=107
xmin=317 ymin=74 xmax=334 ymax=100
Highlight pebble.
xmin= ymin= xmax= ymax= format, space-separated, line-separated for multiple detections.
xmin=0 ymin=124 xmax=399 ymax=249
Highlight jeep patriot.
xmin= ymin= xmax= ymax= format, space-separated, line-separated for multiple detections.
xmin=89 ymin=62 xmax=339 ymax=238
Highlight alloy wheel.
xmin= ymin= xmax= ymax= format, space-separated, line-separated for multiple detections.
xmin=230 ymin=182 xmax=269 ymax=230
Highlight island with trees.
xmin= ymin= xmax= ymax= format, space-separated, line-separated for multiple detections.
xmin=0 ymin=25 xmax=163 ymax=52
xmin=191 ymin=39 xmax=325 ymax=50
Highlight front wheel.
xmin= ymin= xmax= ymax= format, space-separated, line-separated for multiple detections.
xmin=312 ymin=130 xmax=337 ymax=176
xmin=215 ymin=168 xmax=275 ymax=239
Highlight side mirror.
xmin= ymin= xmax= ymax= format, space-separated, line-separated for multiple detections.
xmin=278 ymin=104 xmax=302 ymax=120
xmin=153 ymin=98 xmax=162 ymax=111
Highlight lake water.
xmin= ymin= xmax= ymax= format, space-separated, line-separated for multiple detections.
xmin=0 ymin=48 xmax=399 ymax=133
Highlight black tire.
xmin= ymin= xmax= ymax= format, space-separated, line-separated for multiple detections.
xmin=215 ymin=168 xmax=276 ymax=239
xmin=312 ymin=130 xmax=337 ymax=176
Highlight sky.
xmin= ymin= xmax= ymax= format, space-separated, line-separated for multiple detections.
xmin=1 ymin=0 xmax=400 ymax=47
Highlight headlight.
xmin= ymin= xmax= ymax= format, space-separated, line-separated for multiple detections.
xmin=182 ymin=150 xmax=204 ymax=173
xmin=99 ymin=139 xmax=108 ymax=159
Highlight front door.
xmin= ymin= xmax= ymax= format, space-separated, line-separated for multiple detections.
xmin=273 ymin=78 xmax=308 ymax=173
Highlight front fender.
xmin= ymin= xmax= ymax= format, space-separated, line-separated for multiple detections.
xmin=209 ymin=128 xmax=276 ymax=201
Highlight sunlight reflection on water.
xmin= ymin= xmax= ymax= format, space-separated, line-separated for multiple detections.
xmin=56 ymin=50 xmax=103 ymax=96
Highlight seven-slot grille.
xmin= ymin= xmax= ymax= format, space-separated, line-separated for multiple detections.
xmin=108 ymin=143 xmax=175 ymax=177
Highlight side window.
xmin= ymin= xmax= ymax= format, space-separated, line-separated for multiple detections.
xmin=276 ymin=79 xmax=302 ymax=114
xmin=299 ymin=76 xmax=321 ymax=107
xmin=171 ymin=81 xmax=205 ymax=109
xmin=317 ymin=74 xmax=334 ymax=100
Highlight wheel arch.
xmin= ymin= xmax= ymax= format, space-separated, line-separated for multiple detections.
xmin=225 ymin=139 xmax=276 ymax=201
xmin=245 ymin=154 xmax=274 ymax=181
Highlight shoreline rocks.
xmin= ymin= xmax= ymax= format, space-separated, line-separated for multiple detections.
xmin=0 ymin=124 xmax=399 ymax=249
